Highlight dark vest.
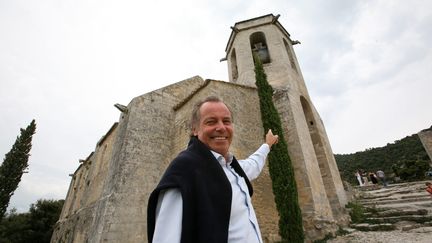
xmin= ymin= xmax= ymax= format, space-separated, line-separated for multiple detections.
xmin=147 ymin=136 xmax=253 ymax=243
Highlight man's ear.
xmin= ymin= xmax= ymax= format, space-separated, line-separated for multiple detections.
xmin=190 ymin=125 xmax=196 ymax=136
xmin=191 ymin=126 xmax=197 ymax=136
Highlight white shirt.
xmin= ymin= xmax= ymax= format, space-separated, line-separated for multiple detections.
xmin=152 ymin=144 xmax=270 ymax=243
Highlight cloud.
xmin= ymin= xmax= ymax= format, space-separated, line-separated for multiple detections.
xmin=8 ymin=171 xmax=70 ymax=212
xmin=316 ymin=0 xmax=432 ymax=153
xmin=1 ymin=0 xmax=431 ymax=212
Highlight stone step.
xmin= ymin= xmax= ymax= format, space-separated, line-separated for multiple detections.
xmin=360 ymin=188 xmax=426 ymax=198
xmin=356 ymin=181 xmax=425 ymax=191
xmin=365 ymin=214 xmax=432 ymax=224
xmin=400 ymin=222 xmax=432 ymax=231
xmin=359 ymin=195 xmax=431 ymax=206
xmin=350 ymin=223 xmax=395 ymax=231
xmin=359 ymin=191 xmax=428 ymax=201
xmin=364 ymin=209 xmax=428 ymax=218
xmin=351 ymin=181 xmax=432 ymax=233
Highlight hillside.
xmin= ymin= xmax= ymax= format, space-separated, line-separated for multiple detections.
xmin=335 ymin=131 xmax=431 ymax=185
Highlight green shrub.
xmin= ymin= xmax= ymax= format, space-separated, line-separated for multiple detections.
xmin=254 ymin=54 xmax=304 ymax=242
xmin=346 ymin=201 xmax=366 ymax=223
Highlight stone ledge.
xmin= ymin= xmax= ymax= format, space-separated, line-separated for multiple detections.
xmin=366 ymin=215 xmax=432 ymax=224
xmin=364 ymin=209 xmax=428 ymax=218
xmin=350 ymin=223 xmax=395 ymax=231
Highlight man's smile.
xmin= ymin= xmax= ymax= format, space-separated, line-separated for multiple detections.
xmin=212 ymin=136 xmax=229 ymax=140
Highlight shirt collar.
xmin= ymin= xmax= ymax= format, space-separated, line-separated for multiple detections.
xmin=210 ymin=150 xmax=233 ymax=166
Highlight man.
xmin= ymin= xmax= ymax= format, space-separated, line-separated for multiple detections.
xmin=426 ymin=182 xmax=432 ymax=196
xmin=376 ymin=170 xmax=387 ymax=187
xmin=147 ymin=96 xmax=279 ymax=243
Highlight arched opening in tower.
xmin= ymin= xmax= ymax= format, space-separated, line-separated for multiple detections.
xmin=250 ymin=32 xmax=271 ymax=64
xmin=283 ymin=38 xmax=298 ymax=73
xmin=230 ymin=48 xmax=239 ymax=82
xmin=300 ymin=96 xmax=340 ymax=216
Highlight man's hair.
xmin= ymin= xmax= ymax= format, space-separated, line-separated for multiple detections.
xmin=190 ymin=96 xmax=233 ymax=135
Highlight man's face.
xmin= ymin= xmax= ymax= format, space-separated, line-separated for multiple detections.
xmin=193 ymin=101 xmax=233 ymax=157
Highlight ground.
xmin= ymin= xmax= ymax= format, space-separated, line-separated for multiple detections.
xmin=328 ymin=227 xmax=432 ymax=243
xmin=328 ymin=181 xmax=432 ymax=243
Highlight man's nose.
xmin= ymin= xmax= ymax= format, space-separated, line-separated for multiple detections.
xmin=215 ymin=121 xmax=226 ymax=131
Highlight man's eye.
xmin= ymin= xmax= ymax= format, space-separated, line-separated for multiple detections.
xmin=205 ymin=120 xmax=216 ymax=125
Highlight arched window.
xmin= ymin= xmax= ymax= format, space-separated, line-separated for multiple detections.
xmin=230 ymin=48 xmax=238 ymax=82
xmin=250 ymin=32 xmax=270 ymax=64
xmin=283 ymin=38 xmax=298 ymax=73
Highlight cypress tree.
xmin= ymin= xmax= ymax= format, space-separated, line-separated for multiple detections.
xmin=254 ymin=55 xmax=304 ymax=242
xmin=0 ymin=120 xmax=36 ymax=219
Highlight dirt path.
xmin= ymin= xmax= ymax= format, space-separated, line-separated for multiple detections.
xmin=328 ymin=227 xmax=432 ymax=243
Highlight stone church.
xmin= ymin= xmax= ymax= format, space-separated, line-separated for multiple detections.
xmin=51 ymin=14 xmax=349 ymax=243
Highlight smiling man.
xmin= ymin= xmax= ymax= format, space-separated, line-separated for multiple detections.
xmin=147 ymin=96 xmax=278 ymax=243
xmin=192 ymin=98 xmax=234 ymax=160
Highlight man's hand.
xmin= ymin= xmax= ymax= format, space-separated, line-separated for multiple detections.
xmin=265 ymin=129 xmax=279 ymax=148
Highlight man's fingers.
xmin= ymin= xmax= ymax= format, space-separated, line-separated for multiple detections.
xmin=265 ymin=129 xmax=279 ymax=147
xmin=268 ymin=129 xmax=273 ymax=135
xmin=274 ymin=135 xmax=279 ymax=144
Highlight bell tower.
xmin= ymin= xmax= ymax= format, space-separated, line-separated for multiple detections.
xmin=224 ymin=14 xmax=303 ymax=90
xmin=224 ymin=14 xmax=349 ymax=241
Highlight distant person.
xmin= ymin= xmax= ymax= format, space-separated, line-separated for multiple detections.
xmin=355 ymin=171 xmax=364 ymax=186
xmin=426 ymin=182 xmax=432 ymax=196
xmin=369 ymin=172 xmax=378 ymax=184
xmin=360 ymin=169 xmax=369 ymax=186
xmin=376 ymin=170 xmax=387 ymax=187
xmin=425 ymin=168 xmax=432 ymax=178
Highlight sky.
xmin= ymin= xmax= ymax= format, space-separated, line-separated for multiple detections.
xmin=1 ymin=0 xmax=431 ymax=212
